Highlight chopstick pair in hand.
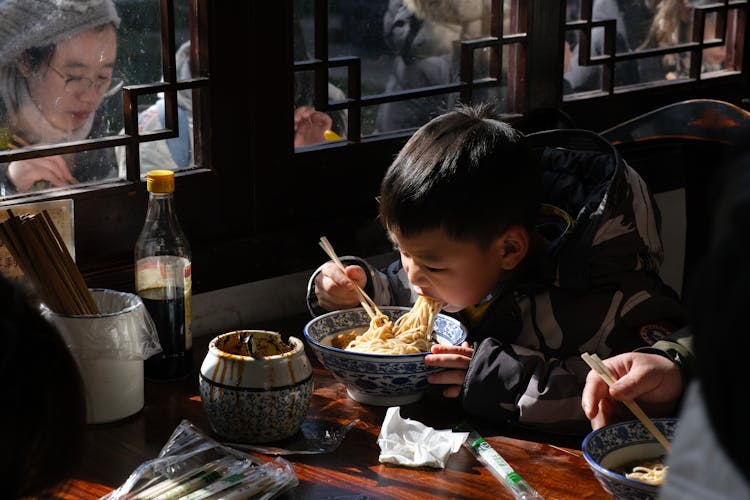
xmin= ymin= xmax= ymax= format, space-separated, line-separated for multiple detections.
xmin=581 ymin=352 xmax=672 ymax=453
xmin=318 ymin=236 xmax=383 ymax=321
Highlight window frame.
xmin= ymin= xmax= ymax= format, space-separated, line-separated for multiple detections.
xmin=0 ymin=0 xmax=748 ymax=296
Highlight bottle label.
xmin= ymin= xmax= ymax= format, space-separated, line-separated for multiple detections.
xmin=184 ymin=262 xmax=192 ymax=350
xmin=136 ymin=255 xmax=192 ymax=353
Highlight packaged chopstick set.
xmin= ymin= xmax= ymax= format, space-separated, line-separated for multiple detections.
xmin=103 ymin=420 xmax=298 ymax=500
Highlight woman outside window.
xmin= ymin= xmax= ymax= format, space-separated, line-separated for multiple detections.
xmin=0 ymin=0 xmax=121 ymax=195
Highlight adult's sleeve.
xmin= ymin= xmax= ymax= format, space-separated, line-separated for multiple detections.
xmin=635 ymin=326 xmax=694 ymax=383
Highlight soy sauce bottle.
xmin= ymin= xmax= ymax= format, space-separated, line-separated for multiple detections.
xmin=135 ymin=170 xmax=192 ymax=380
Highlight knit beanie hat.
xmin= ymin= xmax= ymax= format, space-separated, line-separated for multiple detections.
xmin=0 ymin=0 xmax=121 ymax=63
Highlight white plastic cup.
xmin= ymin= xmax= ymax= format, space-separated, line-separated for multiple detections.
xmin=43 ymin=289 xmax=160 ymax=424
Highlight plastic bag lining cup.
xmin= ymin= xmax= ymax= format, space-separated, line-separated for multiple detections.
xmin=42 ymin=288 xmax=161 ymax=424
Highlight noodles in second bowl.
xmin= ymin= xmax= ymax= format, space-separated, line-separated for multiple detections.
xmin=582 ymin=418 xmax=678 ymax=499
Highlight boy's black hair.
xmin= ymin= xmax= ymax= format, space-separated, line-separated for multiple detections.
xmin=378 ymin=103 xmax=542 ymax=247
xmin=0 ymin=275 xmax=86 ymax=498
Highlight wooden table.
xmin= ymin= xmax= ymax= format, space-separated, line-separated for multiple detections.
xmin=63 ymin=315 xmax=610 ymax=500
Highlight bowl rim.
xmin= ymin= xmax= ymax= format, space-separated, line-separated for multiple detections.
xmin=209 ymin=330 xmax=304 ymax=361
xmin=303 ymin=305 xmax=467 ymax=359
xmin=581 ymin=417 xmax=677 ymax=492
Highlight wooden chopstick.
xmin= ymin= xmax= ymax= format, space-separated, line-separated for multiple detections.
xmin=40 ymin=211 xmax=97 ymax=313
xmin=12 ymin=133 xmax=29 ymax=147
xmin=0 ymin=209 xmax=98 ymax=315
xmin=581 ymin=353 xmax=672 ymax=453
xmin=318 ymin=236 xmax=382 ymax=320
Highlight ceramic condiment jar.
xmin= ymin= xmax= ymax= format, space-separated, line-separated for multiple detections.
xmin=199 ymin=330 xmax=313 ymax=443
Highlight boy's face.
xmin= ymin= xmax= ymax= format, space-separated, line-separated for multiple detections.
xmin=389 ymin=227 xmax=509 ymax=313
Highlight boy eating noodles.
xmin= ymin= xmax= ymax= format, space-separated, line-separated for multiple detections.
xmin=307 ymin=104 xmax=686 ymax=434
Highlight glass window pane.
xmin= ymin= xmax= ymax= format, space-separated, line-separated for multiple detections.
xmin=294 ymin=0 xmax=513 ymax=146
xmin=701 ymin=11 xmax=728 ymax=75
xmin=375 ymin=92 xmax=461 ymax=135
xmin=118 ymin=0 xmax=194 ymax=176
xmin=0 ymin=0 xmax=123 ymax=196
xmin=564 ymin=0 xmax=743 ymax=97
xmin=0 ymin=0 xmax=195 ymax=199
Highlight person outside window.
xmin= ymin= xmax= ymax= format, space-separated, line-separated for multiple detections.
xmin=564 ymin=0 xmax=655 ymax=93
xmin=0 ymin=0 xmax=122 ymax=195
xmin=307 ymin=104 xmax=687 ymax=435
xmin=565 ymin=0 xmax=726 ymax=93
xmin=293 ymin=14 xmax=347 ymax=148
xmin=638 ymin=0 xmax=727 ymax=80
xmin=374 ymin=0 xmax=495 ymax=134
xmin=374 ymin=0 xmax=460 ymax=133
xmin=116 ymin=39 xmax=194 ymax=175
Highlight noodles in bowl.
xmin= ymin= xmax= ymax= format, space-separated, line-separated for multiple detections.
xmin=334 ymin=296 xmax=443 ymax=354
xmin=304 ymin=303 xmax=467 ymax=406
xmin=623 ymin=460 xmax=668 ymax=486
xmin=582 ymin=418 xmax=678 ymax=499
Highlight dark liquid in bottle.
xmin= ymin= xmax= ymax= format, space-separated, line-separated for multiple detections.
xmin=140 ymin=287 xmax=192 ymax=380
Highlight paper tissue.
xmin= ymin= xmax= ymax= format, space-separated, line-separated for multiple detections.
xmin=377 ymin=406 xmax=469 ymax=468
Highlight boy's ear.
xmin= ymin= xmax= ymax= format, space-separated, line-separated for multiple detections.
xmin=495 ymin=226 xmax=529 ymax=270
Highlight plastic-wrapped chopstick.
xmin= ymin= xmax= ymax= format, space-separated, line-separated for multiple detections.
xmin=463 ymin=426 xmax=543 ymax=500
xmin=104 ymin=420 xmax=298 ymax=500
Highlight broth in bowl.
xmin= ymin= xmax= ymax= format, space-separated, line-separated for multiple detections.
xmin=583 ymin=418 xmax=678 ymax=499
xmin=321 ymin=327 xmax=368 ymax=349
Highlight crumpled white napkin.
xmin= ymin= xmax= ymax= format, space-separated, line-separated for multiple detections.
xmin=377 ymin=406 xmax=469 ymax=469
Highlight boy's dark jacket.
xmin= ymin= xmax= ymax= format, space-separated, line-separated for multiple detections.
xmin=307 ymin=128 xmax=688 ymax=435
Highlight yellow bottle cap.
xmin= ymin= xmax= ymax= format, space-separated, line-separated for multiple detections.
xmin=146 ymin=169 xmax=175 ymax=193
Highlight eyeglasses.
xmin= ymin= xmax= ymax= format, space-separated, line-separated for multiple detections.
xmin=47 ymin=63 xmax=123 ymax=97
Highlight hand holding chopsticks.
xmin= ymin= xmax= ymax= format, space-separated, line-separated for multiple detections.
xmin=581 ymin=352 xmax=672 ymax=453
xmin=318 ymin=236 xmax=382 ymax=321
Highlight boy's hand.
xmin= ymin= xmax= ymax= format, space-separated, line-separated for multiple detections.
xmin=581 ymin=352 xmax=683 ymax=430
xmin=424 ymin=342 xmax=473 ymax=398
xmin=314 ymin=262 xmax=368 ymax=311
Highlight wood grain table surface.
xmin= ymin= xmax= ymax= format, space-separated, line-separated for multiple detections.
xmin=58 ymin=314 xmax=610 ymax=500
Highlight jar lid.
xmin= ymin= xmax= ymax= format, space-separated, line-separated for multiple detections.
xmin=146 ymin=169 xmax=174 ymax=193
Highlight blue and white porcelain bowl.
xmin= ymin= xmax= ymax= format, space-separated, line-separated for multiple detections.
xmin=304 ymin=307 xmax=467 ymax=406
xmin=199 ymin=330 xmax=313 ymax=443
xmin=582 ymin=418 xmax=679 ymax=500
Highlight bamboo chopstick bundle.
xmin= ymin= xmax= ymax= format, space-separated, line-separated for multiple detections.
xmin=581 ymin=352 xmax=672 ymax=452
xmin=0 ymin=209 xmax=98 ymax=315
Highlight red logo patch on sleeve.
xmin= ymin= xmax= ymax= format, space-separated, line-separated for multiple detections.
xmin=638 ymin=323 xmax=672 ymax=345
